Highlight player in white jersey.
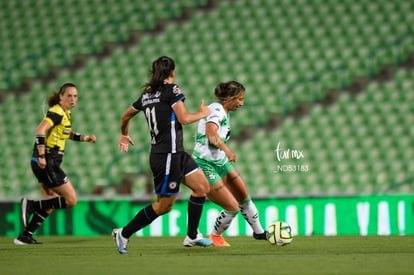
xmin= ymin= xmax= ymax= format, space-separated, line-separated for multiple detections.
xmin=192 ymin=81 xmax=268 ymax=247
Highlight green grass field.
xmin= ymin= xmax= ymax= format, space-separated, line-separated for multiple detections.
xmin=1 ymin=236 xmax=413 ymax=275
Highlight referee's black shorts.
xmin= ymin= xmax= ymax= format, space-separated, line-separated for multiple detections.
xmin=150 ymin=151 xmax=199 ymax=196
xmin=31 ymin=151 xmax=68 ymax=188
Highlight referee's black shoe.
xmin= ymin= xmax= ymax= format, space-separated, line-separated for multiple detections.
xmin=14 ymin=234 xmax=41 ymax=245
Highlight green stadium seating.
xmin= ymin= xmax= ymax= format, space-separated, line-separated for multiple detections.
xmin=0 ymin=0 xmax=213 ymax=92
xmin=1 ymin=0 xmax=413 ymax=198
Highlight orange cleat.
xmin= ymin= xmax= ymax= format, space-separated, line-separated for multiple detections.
xmin=209 ymin=234 xmax=231 ymax=247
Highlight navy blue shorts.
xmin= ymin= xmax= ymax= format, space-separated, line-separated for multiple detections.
xmin=149 ymin=152 xmax=199 ymax=196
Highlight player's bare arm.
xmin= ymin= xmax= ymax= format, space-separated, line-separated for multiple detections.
xmin=69 ymin=131 xmax=96 ymax=143
xmin=119 ymin=106 xmax=139 ymax=152
xmin=172 ymin=100 xmax=210 ymax=125
xmin=205 ymin=122 xmax=236 ymax=162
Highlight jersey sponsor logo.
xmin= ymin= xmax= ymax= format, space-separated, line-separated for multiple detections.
xmin=172 ymin=85 xmax=182 ymax=96
xmin=142 ymin=91 xmax=161 ymax=106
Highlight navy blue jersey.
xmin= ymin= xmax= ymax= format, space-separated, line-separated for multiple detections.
xmin=132 ymin=84 xmax=185 ymax=153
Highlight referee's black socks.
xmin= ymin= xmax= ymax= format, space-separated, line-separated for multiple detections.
xmin=30 ymin=196 xmax=67 ymax=211
xmin=23 ymin=210 xmax=49 ymax=236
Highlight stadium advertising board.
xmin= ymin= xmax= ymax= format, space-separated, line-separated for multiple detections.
xmin=1 ymin=194 xmax=413 ymax=236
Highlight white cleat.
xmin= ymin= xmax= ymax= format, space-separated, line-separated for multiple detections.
xmin=183 ymin=233 xmax=213 ymax=247
xmin=112 ymin=228 xmax=128 ymax=254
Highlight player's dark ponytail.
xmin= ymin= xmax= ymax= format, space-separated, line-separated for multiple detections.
xmin=143 ymin=56 xmax=175 ymax=94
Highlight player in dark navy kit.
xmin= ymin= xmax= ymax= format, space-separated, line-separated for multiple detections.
xmin=112 ymin=56 xmax=212 ymax=254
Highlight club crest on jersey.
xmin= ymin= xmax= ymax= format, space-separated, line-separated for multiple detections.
xmin=169 ymin=181 xmax=177 ymax=189
xmin=173 ymin=85 xmax=182 ymax=96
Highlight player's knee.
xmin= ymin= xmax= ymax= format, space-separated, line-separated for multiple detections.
xmin=162 ymin=206 xmax=173 ymax=214
xmin=200 ymin=183 xmax=210 ymax=196
xmin=46 ymin=209 xmax=55 ymax=215
xmin=65 ymin=196 xmax=78 ymax=207
xmin=192 ymin=188 xmax=209 ymax=197
xmin=157 ymin=203 xmax=173 ymax=215
xmin=194 ymin=179 xmax=210 ymax=196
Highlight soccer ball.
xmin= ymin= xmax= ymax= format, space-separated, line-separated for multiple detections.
xmin=267 ymin=221 xmax=293 ymax=246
